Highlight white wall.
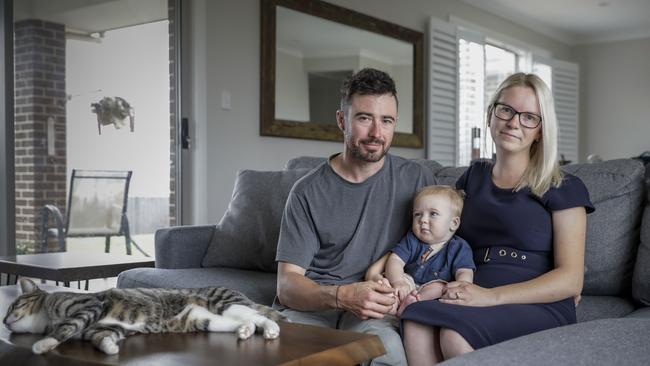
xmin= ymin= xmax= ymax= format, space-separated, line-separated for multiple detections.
xmin=184 ymin=0 xmax=572 ymax=224
xmin=574 ymin=38 xmax=650 ymax=161
xmin=66 ymin=21 xmax=169 ymax=198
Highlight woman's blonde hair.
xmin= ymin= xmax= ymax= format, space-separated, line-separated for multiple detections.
xmin=486 ymin=73 xmax=563 ymax=196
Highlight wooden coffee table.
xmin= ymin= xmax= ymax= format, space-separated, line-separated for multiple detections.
xmin=0 ymin=252 xmax=154 ymax=288
xmin=0 ymin=285 xmax=386 ymax=365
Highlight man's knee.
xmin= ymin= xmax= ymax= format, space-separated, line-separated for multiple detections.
xmin=346 ymin=317 xmax=407 ymax=366
xmin=372 ymin=326 xmax=407 ymax=366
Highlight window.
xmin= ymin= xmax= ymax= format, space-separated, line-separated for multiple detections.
xmin=458 ymin=42 xmax=518 ymax=166
xmin=428 ymin=17 xmax=579 ymax=167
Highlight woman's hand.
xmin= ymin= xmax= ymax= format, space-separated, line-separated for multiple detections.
xmin=439 ymin=282 xmax=498 ymax=307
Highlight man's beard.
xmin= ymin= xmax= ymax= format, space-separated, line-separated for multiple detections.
xmin=346 ymin=135 xmax=390 ymax=163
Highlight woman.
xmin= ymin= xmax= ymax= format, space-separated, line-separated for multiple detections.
xmin=400 ymin=73 xmax=594 ymax=365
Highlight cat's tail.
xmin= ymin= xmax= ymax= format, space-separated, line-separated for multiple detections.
xmin=253 ymin=304 xmax=290 ymax=323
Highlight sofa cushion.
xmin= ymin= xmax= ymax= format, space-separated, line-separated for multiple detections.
xmin=440 ymin=318 xmax=650 ymax=365
xmin=626 ymin=307 xmax=650 ymax=319
xmin=576 ymin=295 xmax=635 ymax=322
xmin=632 ymin=163 xmax=650 ymax=305
xmin=117 ymin=267 xmax=278 ymax=305
xmin=201 ymin=169 xmax=310 ymax=272
xmin=564 ymin=159 xmax=645 ymax=296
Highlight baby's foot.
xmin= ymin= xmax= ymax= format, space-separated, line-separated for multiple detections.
xmin=397 ymin=293 xmax=418 ymax=317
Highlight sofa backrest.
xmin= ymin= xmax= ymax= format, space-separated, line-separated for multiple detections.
xmin=632 ymin=163 xmax=650 ymax=305
xmin=563 ymin=159 xmax=645 ymax=296
xmin=203 ymin=156 xmax=649 ymax=301
xmin=286 ymin=156 xmax=649 ymax=297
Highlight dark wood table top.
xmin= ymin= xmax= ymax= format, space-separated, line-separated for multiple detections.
xmin=0 ymin=253 xmax=154 ymax=282
xmin=0 ymin=285 xmax=385 ymax=365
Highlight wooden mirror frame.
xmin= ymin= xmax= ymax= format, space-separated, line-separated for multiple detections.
xmin=260 ymin=0 xmax=424 ymax=148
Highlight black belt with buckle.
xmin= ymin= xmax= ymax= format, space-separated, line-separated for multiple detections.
xmin=472 ymin=246 xmax=553 ymax=270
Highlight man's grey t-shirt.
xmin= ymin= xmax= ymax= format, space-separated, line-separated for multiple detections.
xmin=276 ymin=153 xmax=435 ymax=286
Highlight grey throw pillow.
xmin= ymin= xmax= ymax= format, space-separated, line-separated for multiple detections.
xmin=564 ymin=159 xmax=646 ymax=296
xmin=201 ymin=169 xmax=311 ymax=272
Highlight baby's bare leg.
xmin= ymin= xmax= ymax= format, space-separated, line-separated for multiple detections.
xmin=397 ymin=281 xmax=446 ymax=317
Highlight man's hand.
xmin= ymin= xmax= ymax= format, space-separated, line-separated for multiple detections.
xmin=338 ymin=280 xmax=397 ymax=319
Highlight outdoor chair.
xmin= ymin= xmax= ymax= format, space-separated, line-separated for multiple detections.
xmin=40 ymin=169 xmax=149 ymax=256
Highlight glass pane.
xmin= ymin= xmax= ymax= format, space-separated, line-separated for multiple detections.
xmin=13 ymin=0 xmax=175 ymax=259
xmin=533 ymin=62 xmax=553 ymax=90
xmin=484 ymin=44 xmax=517 ymax=160
xmin=458 ymin=39 xmax=485 ymax=166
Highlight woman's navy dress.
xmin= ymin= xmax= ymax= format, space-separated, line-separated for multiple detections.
xmin=400 ymin=161 xmax=594 ymax=349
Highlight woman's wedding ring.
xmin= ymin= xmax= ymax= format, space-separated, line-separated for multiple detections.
xmin=456 ymin=292 xmax=462 ymax=300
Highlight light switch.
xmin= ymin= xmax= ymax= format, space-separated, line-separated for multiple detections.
xmin=221 ymin=90 xmax=231 ymax=110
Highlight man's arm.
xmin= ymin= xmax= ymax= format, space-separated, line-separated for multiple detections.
xmin=277 ymin=262 xmax=398 ymax=319
xmin=277 ymin=262 xmax=338 ymax=310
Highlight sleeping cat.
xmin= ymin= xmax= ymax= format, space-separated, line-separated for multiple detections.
xmin=3 ymin=279 xmax=286 ymax=355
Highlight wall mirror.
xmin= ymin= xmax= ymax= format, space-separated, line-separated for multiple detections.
xmin=261 ymin=0 xmax=424 ymax=148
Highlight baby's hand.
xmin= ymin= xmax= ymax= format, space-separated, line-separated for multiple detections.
xmin=392 ymin=281 xmax=412 ymax=301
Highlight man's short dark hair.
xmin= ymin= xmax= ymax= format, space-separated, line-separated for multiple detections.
xmin=340 ymin=68 xmax=398 ymax=111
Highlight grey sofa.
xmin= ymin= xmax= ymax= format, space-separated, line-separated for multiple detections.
xmin=118 ymin=156 xmax=650 ymax=364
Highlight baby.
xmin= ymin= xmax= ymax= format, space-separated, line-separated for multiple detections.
xmin=366 ymin=185 xmax=475 ymax=316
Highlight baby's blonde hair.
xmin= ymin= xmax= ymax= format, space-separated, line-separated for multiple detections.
xmin=414 ymin=185 xmax=466 ymax=217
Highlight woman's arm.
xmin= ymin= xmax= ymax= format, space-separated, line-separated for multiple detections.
xmin=442 ymin=206 xmax=586 ymax=306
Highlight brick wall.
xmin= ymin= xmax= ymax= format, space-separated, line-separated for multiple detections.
xmin=14 ymin=20 xmax=67 ymax=253
xmin=168 ymin=0 xmax=177 ymax=226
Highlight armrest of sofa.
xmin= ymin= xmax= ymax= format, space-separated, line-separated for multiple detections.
xmin=154 ymin=225 xmax=215 ymax=269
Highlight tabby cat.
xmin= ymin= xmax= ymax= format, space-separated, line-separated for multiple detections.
xmin=3 ymin=279 xmax=286 ymax=355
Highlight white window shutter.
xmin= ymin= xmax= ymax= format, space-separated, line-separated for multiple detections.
xmin=551 ymin=60 xmax=579 ymax=164
xmin=427 ymin=18 xmax=458 ymax=166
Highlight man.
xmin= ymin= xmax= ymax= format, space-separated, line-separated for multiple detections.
xmin=275 ymin=68 xmax=434 ymax=366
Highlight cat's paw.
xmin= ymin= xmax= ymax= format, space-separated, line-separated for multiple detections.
xmin=263 ymin=321 xmax=280 ymax=340
xmin=237 ymin=321 xmax=255 ymax=340
xmin=32 ymin=337 xmax=59 ymax=354
xmin=99 ymin=338 xmax=119 ymax=355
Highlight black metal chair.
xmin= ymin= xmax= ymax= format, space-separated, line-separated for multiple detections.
xmin=40 ymin=169 xmax=149 ymax=256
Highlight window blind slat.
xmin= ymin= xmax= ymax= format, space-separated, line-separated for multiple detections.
xmin=552 ymin=60 xmax=580 ymax=164
xmin=428 ymin=18 xmax=458 ymax=167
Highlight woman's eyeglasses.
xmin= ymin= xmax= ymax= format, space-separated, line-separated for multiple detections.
xmin=492 ymin=103 xmax=542 ymax=129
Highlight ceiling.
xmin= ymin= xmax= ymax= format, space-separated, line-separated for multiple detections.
xmin=14 ymin=0 xmax=166 ymax=35
xmin=460 ymin=0 xmax=650 ymax=45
